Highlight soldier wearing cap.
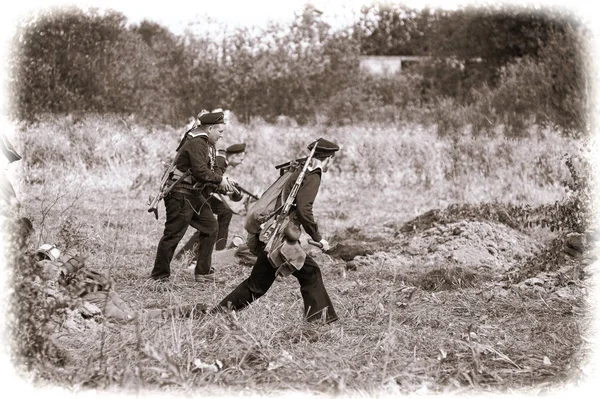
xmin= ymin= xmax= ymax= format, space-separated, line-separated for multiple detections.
xmin=210 ymin=142 xmax=247 ymax=250
xmin=164 ymin=138 xmax=340 ymax=323
xmin=174 ymin=142 xmax=247 ymax=258
xmin=150 ymin=109 xmax=234 ymax=282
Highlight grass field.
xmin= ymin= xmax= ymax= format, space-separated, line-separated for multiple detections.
xmin=2 ymin=115 xmax=598 ymax=397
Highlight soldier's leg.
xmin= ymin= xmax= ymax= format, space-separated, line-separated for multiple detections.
xmin=151 ymin=193 xmax=194 ymax=280
xmin=189 ymin=197 xmax=218 ymax=275
xmin=174 ymin=231 xmax=200 ymax=260
xmin=213 ymin=251 xmax=276 ymax=312
xmin=210 ymin=197 xmax=233 ymax=251
xmin=293 ymin=255 xmax=338 ymax=323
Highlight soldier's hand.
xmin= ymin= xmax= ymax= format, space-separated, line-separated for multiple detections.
xmin=319 ymin=239 xmax=330 ymax=252
xmin=218 ymin=176 xmax=233 ymax=192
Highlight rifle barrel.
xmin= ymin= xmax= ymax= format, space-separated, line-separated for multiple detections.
xmin=275 ymin=157 xmax=308 ymax=170
xmin=233 ymin=183 xmax=259 ymax=200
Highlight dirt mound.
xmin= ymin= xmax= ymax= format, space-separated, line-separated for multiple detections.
xmin=334 ymin=209 xmax=596 ymax=297
xmin=336 ymin=218 xmax=549 ymax=294
xmin=398 ymin=219 xmax=541 ymax=273
xmin=327 ymin=241 xmax=375 ymax=261
xmin=504 ymin=231 xmax=597 ymax=285
xmin=398 ymin=203 xmax=524 ymax=234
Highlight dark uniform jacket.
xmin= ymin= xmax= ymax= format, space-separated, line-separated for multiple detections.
xmin=280 ymin=168 xmax=323 ymax=242
xmin=215 ymin=150 xmax=228 ymax=175
xmin=174 ymin=135 xmax=222 ymax=196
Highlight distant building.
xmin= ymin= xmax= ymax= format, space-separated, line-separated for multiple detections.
xmin=359 ymin=55 xmax=431 ymax=75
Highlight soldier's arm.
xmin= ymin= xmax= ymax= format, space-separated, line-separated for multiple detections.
xmin=294 ymin=172 xmax=322 ymax=242
xmin=214 ymin=152 xmax=228 ymax=176
xmin=184 ymin=139 xmax=223 ymax=184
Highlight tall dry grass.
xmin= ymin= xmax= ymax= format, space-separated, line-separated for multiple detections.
xmin=12 ymin=114 xmax=580 ymax=243
xmin=2 ymin=115 xmax=591 ymax=395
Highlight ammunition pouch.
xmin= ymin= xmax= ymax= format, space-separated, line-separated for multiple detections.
xmin=263 ymin=216 xmax=306 ymax=277
xmin=267 ymin=239 xmax=307 ymax=277
xmin=167 ymin=168 xmax=203 ymax=195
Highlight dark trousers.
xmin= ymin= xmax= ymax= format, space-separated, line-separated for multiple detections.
xmin=214 ymin=251 xmax=338 ymax=323
xmin=175 ymin=195 xmax=233 ymax=257
xmin=151 ymin=192 xmax=217 ymax=279
xmin=210 ymin=196 xmax=234 ymax=250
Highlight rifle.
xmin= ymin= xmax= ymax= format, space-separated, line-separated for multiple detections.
xmin=263 ymin=144 xmax=318 ymax=254
xmin=274 ymin=157 xmax=308 ymax=171
xmin=147 ymin=169 xmax=191 ymax=220
xmin=231 ymin=182 xmax=259 ymax=200
xmin=147 ymin=121 xmax=200 ymax=219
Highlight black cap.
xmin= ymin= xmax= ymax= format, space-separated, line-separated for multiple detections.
xmin=307 ymin=138 xmax=339 ymax=157
xmin=198 ymin=108 xmax=225 ymax=125
xmin=226 ymin=143 xmax=246 ymax=154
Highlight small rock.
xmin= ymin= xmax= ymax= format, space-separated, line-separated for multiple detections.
xmin=406 ymin=246 xmax=420 ymax=256
xmin=191 ymin=359 xmax=221 ymax=373
xmin=522 ymin=277 xmax=544 ymax=286
xmin=543 ymin=356 xmax=552 ymax=366
xmin=80 ymin=301 xmax=102 ymax=318
xmin=436 ymin=244 xmax=447 ymax=252
xmin=566 ymin=233 xmax=586 ymax=252
xmin=452 ymin=227 xmax=463 ymax=235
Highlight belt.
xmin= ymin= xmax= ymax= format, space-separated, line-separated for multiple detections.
xmin=172 ymin=182 xmax=198 ymax=191
xmin=169 ymin=180 xmax=201 ymax=196
xmin=171 ymin=187 xmax=199 ymax=196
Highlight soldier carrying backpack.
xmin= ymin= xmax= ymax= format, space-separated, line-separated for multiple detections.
xmin=155 ymin=138 xmax=340 ymax=324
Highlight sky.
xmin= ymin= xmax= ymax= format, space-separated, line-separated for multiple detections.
xmin=3 ymin=0 xmax=597 ymax=35
xmin=1 ymin=1 xmax=444 ymax=34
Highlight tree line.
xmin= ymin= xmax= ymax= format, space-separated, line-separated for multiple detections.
xmin=8 ymin=3 xmax=591 ymax=136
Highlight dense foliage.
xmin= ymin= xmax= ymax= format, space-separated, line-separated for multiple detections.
xmin=7 ymin=4 xmax=591 ymax=134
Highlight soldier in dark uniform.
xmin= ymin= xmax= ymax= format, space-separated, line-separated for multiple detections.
xmin=150 ymin=109 xmax=233 ymax=282
xmin=174 ymin=143 xmax=246 ymax=258
xmin=161 ymin=138 xmax=340 ymax=323
xmin=211 ymin=143 xmax=246 ymax=250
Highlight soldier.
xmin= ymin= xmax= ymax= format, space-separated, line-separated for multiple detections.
xmin=211 ymin=143 xmax=247 ymax=250
xmin=160 ymin=138 xmax=340 ymax=323
xmin=1 ymin=134 xmax=23 ymax=216
xmin=175 ymin=143 xmax=247 ymax=259
xmin=150 ymin=109 xmax=233 ymax=282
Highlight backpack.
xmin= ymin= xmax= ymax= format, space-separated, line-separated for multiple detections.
xmin=244 ymin=170 xmax=295 ymax=234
